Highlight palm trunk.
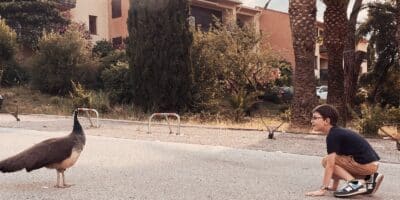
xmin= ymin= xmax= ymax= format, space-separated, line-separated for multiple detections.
xmin=344 ymin=0 xmax=363 ymax=119
xmin=396 ymin=0 xmax=400 ymax=70
xmin=323 ymin=0 xmax=349 ymax=126
xmin=288 ymin=0 xmax=318 ymax=128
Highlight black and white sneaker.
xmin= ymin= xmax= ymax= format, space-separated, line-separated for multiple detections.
xmin=365 ymin=172 xmax=384 ymax=195
xmin=334 ymin=180 xmax=367 ymax=197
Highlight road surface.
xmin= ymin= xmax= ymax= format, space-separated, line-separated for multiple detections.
xmin=0 ymin=128 xmax=399 ymax=200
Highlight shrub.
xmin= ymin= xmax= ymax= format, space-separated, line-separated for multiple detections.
xmin=92 ymin=40 xmax=114 ymax=57
xmin=358 ymin=104 xmax=400 ymax=137
xmin=101 ymin=61 xmax=130 ymax=104
xmin=0 ymin=19 xmax=16 ymax=61
xmin=70 ymin=82 xmax=91 ymax=108
xmin=0 ymin=60 xmax=29 ymax=86
xmin=0 ymin=19 xmax=18 ymax=86
xmin=30 ymin=25 xmax=99 ymax=95
xmin=89 ymin=91 xmax=111 ymax=113
xmin=386 ymin=107 xmax=400 ymax=125
xmin=99 ymin=50 xmax=127 ymax=71
xmin=191 ymin=20 xmax=278 ymax=117
xmin=359 ymin=104 xmax=384 ymax=137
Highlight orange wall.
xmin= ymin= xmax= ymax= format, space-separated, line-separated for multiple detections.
xmin=259 ymin=9 xmax=295 ymax=66
xmin=109 ymin=0 xmax=130 ymax=40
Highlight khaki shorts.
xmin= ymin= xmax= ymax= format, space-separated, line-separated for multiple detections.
xmin=322 ymin=155 xmax=378 ymax=176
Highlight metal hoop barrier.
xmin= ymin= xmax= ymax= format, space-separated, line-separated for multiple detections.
xmin=148 ymin=113 xmax=181 ymax=135
xmin=73 ymin=108 xmax=100 ymax=128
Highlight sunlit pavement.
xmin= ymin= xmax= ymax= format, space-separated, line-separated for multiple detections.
xmin=0 ymin=128 xmax=399 ymax=200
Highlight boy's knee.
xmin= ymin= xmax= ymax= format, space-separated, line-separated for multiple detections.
xmin=321 ymin=156 xmax=328 ymax=168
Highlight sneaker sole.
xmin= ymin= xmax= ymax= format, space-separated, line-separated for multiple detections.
xmin=370 ymin=174 xmax=384 ymax=195
xmin=334 ymin=188 xmax=367 ymax=197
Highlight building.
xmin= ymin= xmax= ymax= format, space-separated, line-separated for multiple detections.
xmin=190 ymin=0 xmax=261 ymax=32
xmin=68 ymin=0 xmax=367 ymax=81
xmin=258 ymin=9 xmax=295 ymax=65
xmin=70 ymin=0 xmax=129 ymax=47
xmin=69 ymin=0 xmax=260 ymax=45
xmin=259 ymin=9 xmax=368 ymax=83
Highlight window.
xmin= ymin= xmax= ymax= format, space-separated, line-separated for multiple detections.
xmin=89 ymin=15 xmax=97 ymax=35
xmin=112 ymin=0 xmax=122 ymax=18
xmin=112 ymin=37 xmax=123 ymax=48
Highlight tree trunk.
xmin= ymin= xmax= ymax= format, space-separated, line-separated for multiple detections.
xmin=323 ymin=0 xmax=349 ymax=126
xmin=344 ymin=0 xmax=363 ymax=119
xmin=288 ymin=0 xmax=318 ymax=129
xmin=396 ymin=0 xmax=400 ymax=71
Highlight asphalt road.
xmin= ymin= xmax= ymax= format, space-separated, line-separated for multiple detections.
xmin=0 ymin=128 xmax=399 ymax=200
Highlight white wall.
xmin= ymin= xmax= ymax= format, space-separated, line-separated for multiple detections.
xmin=70 ymin=0 xmax=110 ymax=42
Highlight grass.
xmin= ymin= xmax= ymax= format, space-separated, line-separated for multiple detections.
xmin=0 ymin=86 xmax=294 ymax=132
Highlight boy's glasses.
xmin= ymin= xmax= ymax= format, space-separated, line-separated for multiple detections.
xmin=311 ymin=116 xmax=323 ymax=120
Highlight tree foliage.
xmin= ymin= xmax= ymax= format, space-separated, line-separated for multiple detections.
xmin=93 ymin=39 xmax=114 ymax=58
xmin=0 ymin=19 xmax=16 ymax=61
xmin=358 ymin=1 xmax=400 ymax=107
xmin=101 ymin=61 xmax=130 ymax=104
xmin=0 ymin=0 xmax=68 ymax=49
xmin=127 ymin=0 xmax=193 ymax=112
xmin=0 ymin=18 xmax=21 ymax=87
xmin=191 ymin=21 xmax=276 ymax=120
xmin=31 ymin=23 xmax=99 ymax=95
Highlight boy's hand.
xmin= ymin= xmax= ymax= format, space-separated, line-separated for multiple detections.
xmin=305 ymin=189 xmax=326 ymax=196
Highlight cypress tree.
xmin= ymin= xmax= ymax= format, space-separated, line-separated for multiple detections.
xmin=127 ymin=0 xmax=193 ymax=112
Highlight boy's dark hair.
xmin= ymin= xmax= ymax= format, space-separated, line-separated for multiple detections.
xmin=312 ymin=104 xmax=339 ymax=126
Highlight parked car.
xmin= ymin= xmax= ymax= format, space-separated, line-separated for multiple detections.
xmin=259 ymin=86 xmax=293 ymax=103
xmin=316 ymin=85 xmax=328 ymax=100
xmin=279 ymin=86 xmax=293 ymax=102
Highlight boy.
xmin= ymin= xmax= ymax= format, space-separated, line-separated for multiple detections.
xmin=305 ymin=104 xmax=383 ymax=197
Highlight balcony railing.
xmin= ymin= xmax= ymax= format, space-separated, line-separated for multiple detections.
xmin=53 ymin=0 xmax=76 ymax=10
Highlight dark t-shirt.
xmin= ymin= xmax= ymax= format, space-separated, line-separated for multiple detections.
xmin=326 ymin=126 xmax=380 ymax=164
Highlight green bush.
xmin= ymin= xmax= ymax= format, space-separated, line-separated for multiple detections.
xmin=0 ymin=19 xmax=16 ymax=61
xmin=101 ymin=61 xmax=130 ymax=104
xmin=92 ymin=40 xmax=114 ymax=57
xmin=89 ymin=90 xmax=111 ymax=113
xmin=0 ymin=60 xmax=29 ymax=86
xmin=30 ymin=25 xmax=100 ymax=95
xmin=70 ymin=82 xmax=91 ymax=108
xmin=99 ymin=50 xmax=127 ymax=70
xmin=386 ymin=107 xmax=400 ymax=125
xmin=358 ymin=104 xmax=400 ymax=137
xmin=0 ymin=19 xmax=19 ymax=86
xmin=359 ymin=104 xmax=385 ymax=137
xmin=191 ymin=20 xmax=277 ymax=115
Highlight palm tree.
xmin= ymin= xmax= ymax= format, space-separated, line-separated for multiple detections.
xmin=396 ymin=0 xmax=400 ymax=68
xmin=344 ymin=0 xmax=363 ymax=116
xmin=288 ymin=0 xmax=318 ymax=128
xmin=323 ymin=0 xmax=350 ymax=126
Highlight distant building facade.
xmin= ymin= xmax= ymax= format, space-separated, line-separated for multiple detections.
xmin=68 ymin=0 xmax=367 ymax=81
xmin=190 ymin=0 xmax=261 ymax=32
xmin=259 ymin=9 xmax=368 ymax=83
xmin=70 ymin=0 xmax=129 ymax=48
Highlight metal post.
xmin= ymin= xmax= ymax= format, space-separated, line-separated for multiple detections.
xmin=148 ymin=113 xmax=181 ymax=135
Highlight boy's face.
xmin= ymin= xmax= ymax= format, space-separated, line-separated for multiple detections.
xmin=311 ymin=112 xmax=330 ymax=133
